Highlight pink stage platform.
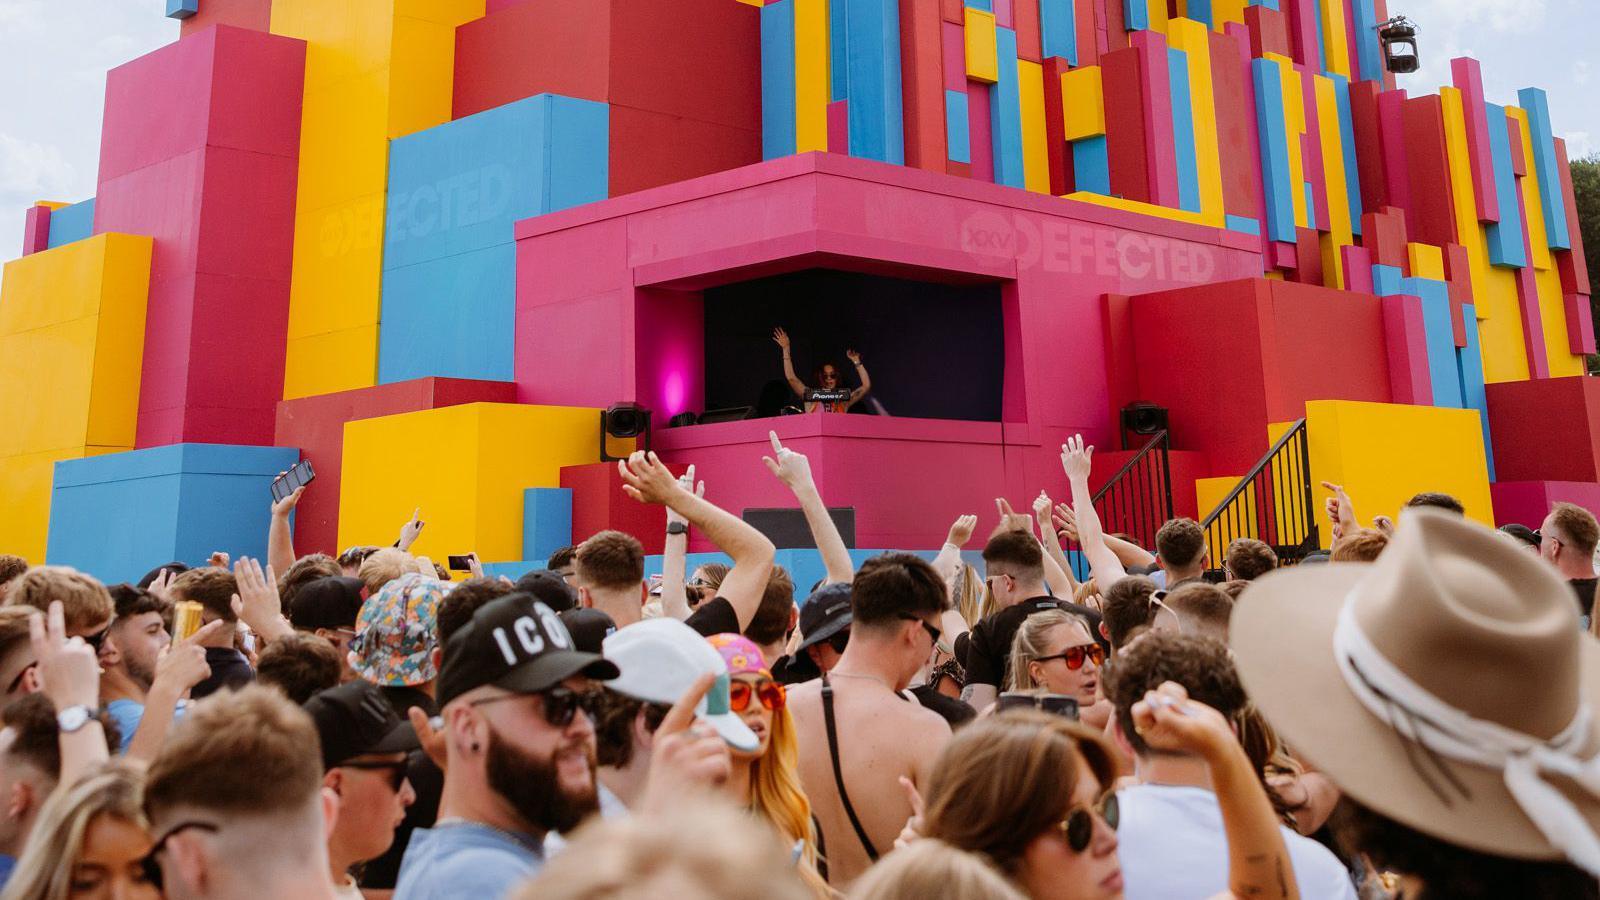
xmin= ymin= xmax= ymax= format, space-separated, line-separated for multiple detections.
xmin=514 ymin=153 xmax=1263 ymax=549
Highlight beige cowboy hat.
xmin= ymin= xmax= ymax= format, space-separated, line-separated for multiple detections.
xmin=1231 ymin=507 xmax=1600 ymax=868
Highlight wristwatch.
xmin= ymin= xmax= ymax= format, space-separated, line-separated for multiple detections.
xmin=56 ymin=705 xmax=100 ymax=733
xmin=666 ymin=521 xmax=689 ymax=536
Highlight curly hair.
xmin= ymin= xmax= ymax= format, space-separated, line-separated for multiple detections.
xmin=1224 ymin=538 xmax=1277 ymax=581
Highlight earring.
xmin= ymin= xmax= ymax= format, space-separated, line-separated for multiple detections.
xmin=471 ymin=742 xmax=480 ymax=752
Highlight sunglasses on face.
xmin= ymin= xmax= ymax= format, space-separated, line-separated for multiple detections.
xmin=81 ymin=625 xmax=110 ymax=652
xmin=729 ymin=679 xmax=786 ymax=712
xmin=1033 ymin=642 xmax=1105 ymax=670
xmin=342 ymin=759 xmax=410 ymax=792
xmin=897 ymin=613 xmax=941 ymax=646
xmin=1533 ymin=529 xmax=1563 ymax=548
xmin=141 ymin=821 xmax=220 ymax=889
xmin=470 ymin=686 xmax=598 ymax=729
xmin=1059 ymin=793 xmax=1119 ymax=853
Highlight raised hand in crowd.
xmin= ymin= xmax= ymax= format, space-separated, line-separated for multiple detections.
xmin=661 ymin=464 xmax=707 ymax=621
xmin=1062 ymin=435 xmax=1128 ymax=588
xmin=397 ymin=507 xmax=426 ymax=551
xmin=764 ymin=431 xmax=853 ymax=584
xmin=268 ymin=480 xmax=307 ymax=575
xmin=28 ymin=601 xmax=108 ymax=785
xmin=230 ymin=556 xmax=293 ymax=644
xmin=125 ymin=618 xmax=224 ymax=764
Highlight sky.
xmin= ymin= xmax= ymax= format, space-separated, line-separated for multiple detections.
xmin=0 ymin=0 xmax=1597 ymax=227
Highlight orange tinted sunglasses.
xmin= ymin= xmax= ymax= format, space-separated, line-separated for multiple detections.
xmin=729 ymin=679 xmax=786 ymax=712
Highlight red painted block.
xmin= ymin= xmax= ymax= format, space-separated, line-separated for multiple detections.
xmin=1513 ymin=218 xmax=1551 ymax=378
xmin=941 ymin=0 xmax=964 ymax=24
xmin=947 ymin=160 xmax=974 ymax=178
xmin=1443 ymin=243 xmax=1473 ymax=348
xmin=1014 ymin=0 xmax=1042 ymax=61
xmin=1492 ymin=481 xmax=1600 ymax=529
xmin=1377 ymin=89 xmax=1411 ymax=219
xmin=968 ymin=78 xmax=996 ymax=182
xmin=1072 ymin=0 xmax=1098 ymax=66
xmin=1567 ymin=296 xmax=1596 ymax=356
xmin=1297 ymin=63 xmax=1327 ymax=232
xmin=828 ymin=100 xmax=850 ymax=154
xmin=900 ymin=0 xmax=947 ymax=171
xmin=21 ymin=204 xmax=50 ymax=256
xmin=455 ymin=1 xmax=608 ymax=113
xmin=1244 ymin=6 xmax=1290 ymax=58
xmin=1100 ymin=0 xmax=1128 ymax=53
xmin=1210 ymin=30 xmax=1259 ymax=221
xmin=1270 ymin=241 xmax=1297 ymax=271
xmin=1400 ymin=95 xmax=1456 ymax=248
xmin=608 ymin=106 xmax=761 ymax=198
xmin=1485 ymin=377 xmax=1600 ymax=484
xmin=1381 ymin=293 xmax=1433 ymax=406
xmin=1283 ymin=0 xmax=1320 ymax=69
xmin=1043 ymin=57 xmax=1072 ymax=195
xmin=1101 ymin=293 xmax=1138 ymax=424
xmin=1508 ymin=115 xmax=1528 ymax=176
xmin=179 ymin=0 xmax=271 ymax=36
xmin=1361 ymin=206 xmax=1409 ymax=270
xmin=94 ymin=25 xmax=305 ymax=449
xmin=1131 ymin=31 xmax=1179 ymax=209
xmin=1291 ymin=227 xmax=1324 ymax=285
xmin=1555 ymin=138 xmax=1591 ymax=297
xmin=1102 ymin=46 xmax=1150 ymax=202
xmin=1348 ymin=80 xmax=1388 ymax=213
xmin=561 ymin=463 xmax=670 ymax=555
xmin=1450 ymin=57 xmax=1498 ymax=224
xmin=1342 ymin=244 xmax=1374 ymax=294
xmin=274 ymin=379 xmax=517 ymax=556
xmin=943 ymin=21 xmax=967 ymax=92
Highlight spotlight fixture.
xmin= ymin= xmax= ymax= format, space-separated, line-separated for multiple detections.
xmin=1120 ymin=402 xmax=1170 ymax=450
xmin=1375 ymin=15 xmax=1419 ymax=75
xmin=599 ymin=403 xmax=652 ymax=463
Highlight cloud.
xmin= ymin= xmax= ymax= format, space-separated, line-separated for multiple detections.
xmin=1566 ymin=131 xmax=1594 ymax=161
xmin=0 ymin=132 xmax=76 ymax=211
xmin=1575 ymin=60 xmax=1591 ymax=86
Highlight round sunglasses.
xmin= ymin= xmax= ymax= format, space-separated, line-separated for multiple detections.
xmin=1033 ymin=642 xmax=1105 ymax=671
xmin=729 ymin=678 xmax=786 ymax=712
xmin=1059 ymin=792 xmax=1120 ymax=853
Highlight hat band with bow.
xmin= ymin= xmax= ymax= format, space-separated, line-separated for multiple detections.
xmin=1333 ymin=599 xmax=1600 ymax=877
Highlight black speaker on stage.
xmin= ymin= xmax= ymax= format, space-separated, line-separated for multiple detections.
xmin=600 ymin=403 xmax=651 ymax=462
xmin=1120 ymin=402 xmax=1169 ymax=450
xmin=742 ymin=507 xmax=857 ymax=549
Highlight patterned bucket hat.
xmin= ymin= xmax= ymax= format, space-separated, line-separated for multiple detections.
xmin=351 ymin=572 xmax=447 ymax=687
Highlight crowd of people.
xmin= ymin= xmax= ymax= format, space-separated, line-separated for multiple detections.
xmin=2 ymin=430 xmax=1600 ymax=899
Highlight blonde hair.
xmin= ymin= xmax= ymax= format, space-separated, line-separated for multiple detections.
xmin=1005 ymin=610 xmax=1092 ymax=692
xmin=954 ymin=564 xmax=990 ymax=627
xmin=358 ymin=548 xmax=418 ymax=595
xmin=6 ymin=567 xmax=112 ymax=634
xmin=1072 ymin=579 xmax=1101 ymax=612
xmin=747 ymin=702 xmax=828 ymax=895
xmin=851 ymin=840 xmax=1027 ymax=900
xmin=2 ymin=763 xmax=148 ymax=900
xmin=515 ymin=799 xmax=813 ymax=900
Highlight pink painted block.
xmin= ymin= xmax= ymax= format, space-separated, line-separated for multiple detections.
xmin=994 ymin=0 xmax=1014 ymax=28
xmin=1491 ymin=481 xmax=1600 ymax=528
xmin=968 ymin=78 xmax=995 ymax=182
xmin=1450 ymin=57 xmax=1498 ymax=224
xmin=1566 ymin=294 xmax=1596 ymax=356
xmin=1508 ymin=114 xmax=1527 ymax=176
xmin=1341 ymin=245 xmax=1374 ymax=293
xmin=942 ymin=21 xmax=967 ymax=93
xmin=1283 ymin=0 xmax=1320 ymax=70
xmin=1376 ymin=89 xmax=1411 ymax=220
xmin=1381 ymin=293 xmax=1433 ymax=406
xmin=1270 ymin=241 xmax=1297 ymax=271
xmin=21 ymin=204 xmax=50 ymax=255
xmin=1297 ymin=62 xmax=1327 ymax=232
xmin=827 ymin=99 xmax=850 ymax=154
xmin=1130 ymin=30 xmax=1179 ymax=209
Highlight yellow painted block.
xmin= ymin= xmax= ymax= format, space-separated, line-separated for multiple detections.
xmin=1320 ymin=232 xmax=1344 ymax=290
xmin=1537 ymin=264 xmax=1585 ymax=377
xmin=1145 ymin=0 xmax=1169 ymax=34
xmin=1319 ymin=0 xmax=1351 ymax=79
xmin=1195 ymin=475 xmax=1257 ymax=546
xmin=794 ymin=0 xmax=831 ymax=153
xmin=1061 ymin=66 xmax=1105 ymax=140
xmin=1169 ymin=19 xmax=1223 ymax=225
xmin=1270 ymin=55 xmax=1308 ymax=230
xmin=388 ymin=16 xmax=467 ymax=139
xmin=965 ymin=8 xmax=999 ymax=84
xmin=1314 ymin=75 xmax=1352 ymax=262
xmin=1303 ymin=400 xmax=1493 ymax=548
xmin=35 ymin=201 xmax=71 ymax=211
xmin=0 ymin=448 xmax=111 ymax=564
xmin=337 ymin=403 xmax=634 ymax=564
xmin=1441 ymin=87 xmax=1529 ymax=383
xmin=1018 ymin=59 xmax=1051 ymax=194
xmin=393 ymin=0 xmax=486 ymax=26
xmin=1506 ymin=108 xmax=1553 ymax=273
xmin=1209 ymin=0 xmax=1247 ymax=30
xmin=0 ymin=235 xmax=152 ymax=458
xmin=1065 ymin=191 xmax=1211 ymax=227
xmin=286 ymin=195 xmax=385 ymax=340
xmin=1407 ymin=243 xmax=1445 ymax=281
xmin=282 ymin=326 xmax=379 ymax=400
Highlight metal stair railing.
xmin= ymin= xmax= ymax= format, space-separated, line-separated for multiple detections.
xmin=1198 ymin=419 xmax=1320 ymax=577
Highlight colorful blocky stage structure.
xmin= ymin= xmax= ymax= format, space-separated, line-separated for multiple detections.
xmin=4 ymin=0 xmax=1594 ymax=579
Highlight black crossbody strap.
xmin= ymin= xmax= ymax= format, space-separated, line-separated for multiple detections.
xmin=820 ymin=673 xmax=881 ymax=862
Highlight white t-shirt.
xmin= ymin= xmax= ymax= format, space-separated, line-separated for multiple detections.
xmin=1117 ymin=783 xmax=1357 ymax=900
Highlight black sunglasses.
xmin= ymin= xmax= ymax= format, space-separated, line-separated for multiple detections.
xmin=1059 ymin=793 xmax=1119 ymax=853
xmin=82 ymin=625 xmax=110 ymax=652
xmin=1533 ymin=529 xmax=1563 ymax=548
xmin=470 ymin=686 xmax=598 ymax=729
xmin=898 ymin=613 xmax=941 ymax=646
xmin=141 ymin=821 xmax=220 ymax=889
xmin=342 ymin=759 xmax=410 ymax=792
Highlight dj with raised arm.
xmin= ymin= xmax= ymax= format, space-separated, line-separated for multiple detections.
xmin=772 ymin=327 xmax=871 ymax=413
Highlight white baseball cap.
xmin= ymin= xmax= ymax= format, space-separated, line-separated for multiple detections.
xmin=602 ymin=618 xmax=758 ymax=753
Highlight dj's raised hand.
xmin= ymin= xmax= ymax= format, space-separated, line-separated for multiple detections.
xmin=845 ymin=349 xmax=862 ymax=365
xmin=772 ymin=327 xmax=791 ymax=351
xmin=762 ymin=431 xmax=814 ymax=491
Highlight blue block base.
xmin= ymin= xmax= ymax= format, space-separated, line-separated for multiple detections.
xmin=523 ymin=488 xmax=574 ymax=563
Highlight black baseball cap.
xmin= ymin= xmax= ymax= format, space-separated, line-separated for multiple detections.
xmin=137 ymin=562 xmax=190 ymax=589
xmin=303 ymin=680 xmax=420 ymax=770
xmin=559 ymin=607 xmax=616 ymax=655
xmin=289 ymin=576 xmax=365 ymax=631
xmin=1499 ymin=523 xmax=1540 ymax=548
xmin=437 ymin=594 xmax=619 ymax=708
xmin=780 ymin=583 xmax=854 ymax=682
xmin=513 ymin=569 xmax=578 ymax=613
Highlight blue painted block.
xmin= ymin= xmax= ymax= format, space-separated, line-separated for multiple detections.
xmin=1371 ymin=264 xmax=1405 ymax=296
xmin=1040 ymin=0 xmax=1078 ymax=65
xmin=1517 ymin=88 xmax=1570 ymax=251
xmin=1225 ymin=215 xmax=1261 ymax=235
xmin=1351 ymin=0 xmax=1382 ymax=83
xmin=523 ymin=488 xmax=573 ymax=563
xmin=1169 ymin=48 xmax=1200 ymax=213
xmin=990 ymin=27 xmax=1026 ymax=188
xmin=166 ymin=0 xmax=198 ymax=18
xmin=1073 ymin=136 xmax=1111 ymax=194
xmin=1456 ymin=304 xmax=1494 ymax=480
xmin=966 ymin=0 xmax=994 ymax=10
xmin=1124 ymin=0 xmax=1149 ymax=31
xmin=946 ymin=89 xmax=972 ymax=164
xmin=1252 ymin=59 xmax=1295 ymax=243
xmin=761 ymin=0 xmax=798 ymax=160
xmin=379 ymin=244 xmax=516 ymax=383
xmin=1185 ymin=0 xmax=1213 ymax=27
xmin=845 ymin=0 xmax=906 ymax=165
xmin=46 ymin=199 xmax=95 ymax=249
xmin=1405 ymin=278 xmax=1463 ymax=409
xmin=1248 ymin=0 xmax=1280 ymax=10
xmin=830 ymin=0 xmax=850 ymax=101
xmin=1332 ymin=74 xmax=1363 ymax=236
xmin=643 ymin=549 xmax=990 ymax=610
xmin=47 ymin=444 xmax=300 ymax=585
xmin=1484 ymin=103 xmax=1527 ymax=269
